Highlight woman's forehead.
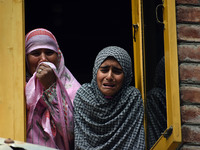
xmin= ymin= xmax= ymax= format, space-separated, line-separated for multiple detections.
xmin=100 ymin=57 xmax=122 ymax=68
xmin=30 ymin=48 xmax=55 ymax=52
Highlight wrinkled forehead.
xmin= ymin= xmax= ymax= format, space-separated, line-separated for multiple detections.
xmin=100 ymin=56 xmax=120 ymax=65
xmin=97 ymin=50 xmax=129 ymax=67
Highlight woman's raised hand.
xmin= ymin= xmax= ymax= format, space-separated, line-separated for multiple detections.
xmin=36 ymin=64 xmax=57 ymax=90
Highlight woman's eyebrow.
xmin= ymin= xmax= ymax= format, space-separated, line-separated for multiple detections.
xmin=100 ymin=66 xmax=122 ymax=71
xmin=30 ymin=51 xmax=39 ymax=54
xmin=99 ymin=65 xmax=110 ymax=68
xmin=113 ymin=67 xmax=123 ymax=71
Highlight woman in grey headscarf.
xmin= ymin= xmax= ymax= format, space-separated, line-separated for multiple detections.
xmin=74 ymin=46 xmax=145 ymax=150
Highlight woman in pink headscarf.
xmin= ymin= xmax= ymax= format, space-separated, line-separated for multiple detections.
xmin=25 ymin=28 xmax=80 ymax=150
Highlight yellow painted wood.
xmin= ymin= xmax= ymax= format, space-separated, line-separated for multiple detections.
xmin=131 ymin=0 xmax=148 ymax=148
xmin=131 ymin=0 xmax=145 ymax=99
xmin=163 ymin=0 xmax=182 ymax=144
xmin=151 ymin=134 xmax=180 ymax=150
xmin=131 ymin=0 xmax=181 ymax=149
xmin=151 ymin=0 xmax=182 ymax=149
xmin=0 ymin=0 xmax=25 ymax=141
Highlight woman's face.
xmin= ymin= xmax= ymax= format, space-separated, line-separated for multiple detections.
xmin=97 ymin=57 xmax=124 ymax=96
xmin=27 ymin=48 xmax=58 ymax=75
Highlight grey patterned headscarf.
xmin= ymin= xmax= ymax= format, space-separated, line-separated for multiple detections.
xmin=92 ymin=46 xmax=133 ymax=88
xmin=74 ymin=46 xmax=145 ymax=150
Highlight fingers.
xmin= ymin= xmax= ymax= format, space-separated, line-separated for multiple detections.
xmin=37 ymin=68 xmax=42 ymax=74
xmin=37 ymin=64 xmax=51 ymax=74
xmin=36 ymin=64 xmax=57 ymax=89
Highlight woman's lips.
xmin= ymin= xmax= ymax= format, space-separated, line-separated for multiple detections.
xmin=103 ymin=83 xmax=115 ymax=88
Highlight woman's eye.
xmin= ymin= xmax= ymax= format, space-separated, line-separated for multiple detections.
xmin=30 ymin=52 xmax=40 ymax=56
xmin=113 ymin=69 xmax=123 ymax=75
xmin=46 ymin=51 xmax=54 ymax=56
xmin=100 ymin=69 xmax=108 ymax=73
xmin=114 ymin=71 xmax=122 ymax=75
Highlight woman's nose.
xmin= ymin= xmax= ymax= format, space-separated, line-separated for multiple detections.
xmin=106 ymin=70 xmax=113 ymax=81
xmin=40 ymin=53 xmax=48 ymax=62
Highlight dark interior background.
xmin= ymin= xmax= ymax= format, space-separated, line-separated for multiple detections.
xmin=25 ymin=0 xmax=134 ymax=85
xmin=143 ymin=0 xmax=164 ymax=91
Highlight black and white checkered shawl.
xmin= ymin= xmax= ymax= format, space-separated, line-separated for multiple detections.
xmin=74 ymin=46 xmax=145 ymax=150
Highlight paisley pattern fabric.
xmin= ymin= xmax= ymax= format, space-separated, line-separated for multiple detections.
xmin=74 ymin=46 xmax=145 ymax=150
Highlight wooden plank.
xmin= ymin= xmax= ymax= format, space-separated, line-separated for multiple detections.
xmin=0 ymin=0 xmax=25 ymax=141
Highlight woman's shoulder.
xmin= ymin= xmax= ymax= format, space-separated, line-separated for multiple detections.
xmin=77 ymin=83 xmax=92 ymax=91
xmin=125 ymin=86 xmax=141 ymax=95
xmin=75 ymin=83 xmax=94 ymax=97
xmin=74 ymin=83 xmax=95 ymax=106
xmin=122 ymin=86 xmax=143 ymax=103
